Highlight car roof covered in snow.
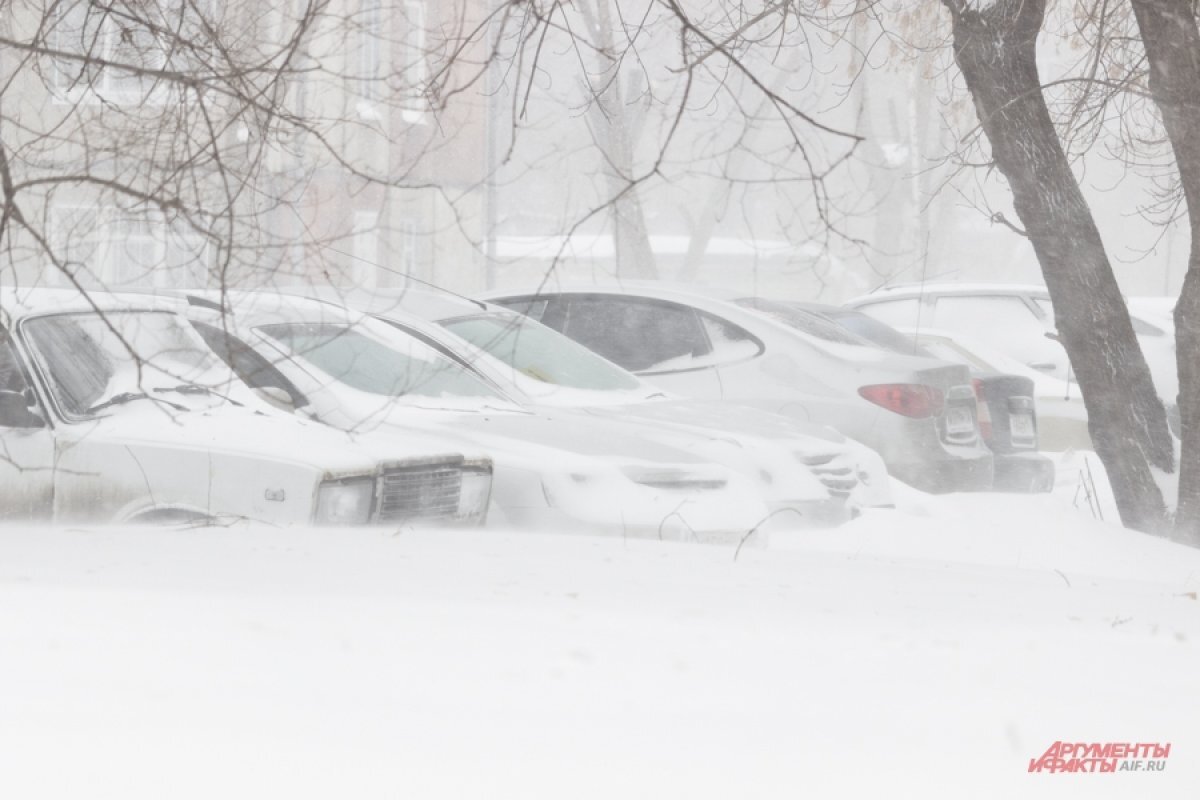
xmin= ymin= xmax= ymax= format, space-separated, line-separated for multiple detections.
xmin=293 ymin=285 xmax=502 ymax=323
xmin=175 ymin=288 xmax=369 ymax=330
xmin=0 ymin=286 xmax=190 ymax=320
xmin=480 ymin=281 xmax=750 ymax=306
xmin=845 ymin=282 xmax=1050 ymax=305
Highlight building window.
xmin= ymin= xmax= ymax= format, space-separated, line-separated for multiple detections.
xmin=50 ymin=0 xmax=216 ymax=104
xmin=352 ymin=210 xmax=380 ymax=288
xmin=402 ymin=0 xmax=427 ymax=122
xmin=46 ymin=205 xmax=101 ymax=288
xmin=395 ymin=216 xmax=418 ymax=280
xmin=359 ymin=0 xmax=383 ymax=104
xmin=48 ymin=206 xmax=209 ymax=289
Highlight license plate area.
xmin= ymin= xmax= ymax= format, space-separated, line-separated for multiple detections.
xmin=1010 ymin=411 xmax=1036 ymax=446
xmin=945 ymin=404 xmax=977 ymax=438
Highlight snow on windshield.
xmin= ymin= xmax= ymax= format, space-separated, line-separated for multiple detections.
xmin=441 ymin=313 xmax=641 ymax=391
xmin=258 ymin=322 xmax=503 ymax=400
xmin=23 ymin=311 xmax=231 ymax=417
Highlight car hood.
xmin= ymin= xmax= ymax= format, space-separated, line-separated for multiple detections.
xmin=587 ymin=398 xmax=848 ymax=446
xmin=78 ymin=403 xmax=467 ymax=477
xmin=334 ymin=402 xmax=717 ymax=469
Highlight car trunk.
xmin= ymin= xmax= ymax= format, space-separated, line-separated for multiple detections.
xmin=912 ymin=362 xmax=981 ymax=447
xmin=974 ymin=373 xmax=1038 ymax=453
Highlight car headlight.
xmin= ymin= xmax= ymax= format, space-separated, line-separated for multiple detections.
xmin=314 ymin=476 xmax=376 ymax=525
xmin=457 ymin=460 xmax=493 ymax=523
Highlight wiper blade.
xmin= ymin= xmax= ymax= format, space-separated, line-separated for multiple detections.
xmin=86 ymin=392 xmax=149 ymax=414
xmin=154 ymin=383 xmax=243 ymax=407
xmin=86 ymin=392 xmax=189 ymax=415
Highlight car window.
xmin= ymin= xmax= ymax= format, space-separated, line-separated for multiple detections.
xmin=934 ymin=295 xmax=1042 ymax=337
xmin=258 ymin=322 xmax=503 ymax=400
xmin=23 ymin=311 xmax=231 ymax=418
xmin=492 ymin=295 xmax=548 ymax=322
xmin=1036 ymin=295 xmax=1163 ymax=337
xmin=191 ymin=321 xmax=309 ymax=407
xmin=825 ymin=311 xmax=928 ymax=356
xmin=1032 ymin=297 xmax=1055 ymax=322
xmin=855 ymin=297 xmax=922 ymax=328
xmin=1130 ymin=317 xmax=1165 ymax=337
xmin=442 ymin=312 xmax=642 ymax=391
xmin=697 ymin=313 xmax=764 ymax=365
xmin=0 ymin=333 xmax=32 ymax=395
xmin=733 ymin=297 xmax=866 ymax=345
xmin=561 ymin=296 xmax=711 ymax=373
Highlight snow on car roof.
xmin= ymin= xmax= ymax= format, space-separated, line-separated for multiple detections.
xmin=480 ymin=280 xmax=746 ymax=304
xmin=846 ymin=282 xmax=1050 ymax=304
xmin=0 ymin=286 xmax=190 ymax=319
xmin=297 ymin=285 xmax=499 ymax=323
xmin=180 ymin=288 xmax=368 ymax=328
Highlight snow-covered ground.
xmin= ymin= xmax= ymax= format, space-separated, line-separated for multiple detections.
xmin=1 ymin=483 xmax=1197 ymax=799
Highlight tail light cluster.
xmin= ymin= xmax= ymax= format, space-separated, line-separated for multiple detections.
xmin=858 ymin=384 xmax=944 ymax=418
xmin=971 ymin=378 xmax=994 ymax=442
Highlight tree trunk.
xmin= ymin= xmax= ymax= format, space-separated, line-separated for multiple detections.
xmin=1128 ymin=0 xmax=1200 ymax=544
xmin=940 ymin=0 xmax=1174 ymax=533
xmin=580 ymin=0 xmax=658 ymax=280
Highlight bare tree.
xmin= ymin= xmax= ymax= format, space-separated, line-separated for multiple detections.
xmin=1125 ymin=0 xmax=1200 ymax=543
xmin=934 ymin=0 xmax=1175 ymax=534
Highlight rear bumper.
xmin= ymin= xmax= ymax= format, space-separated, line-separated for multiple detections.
xmin=991 ymin=451 xmax=1055 ymax=493
xmin=890 ymin=447 xmax=994 ymax=493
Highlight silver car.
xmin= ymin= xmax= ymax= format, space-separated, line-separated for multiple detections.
xmin=302 ymin=286 xmax=894 ymax=517
xmin=485 ymin=282 xmax=993 ymax=493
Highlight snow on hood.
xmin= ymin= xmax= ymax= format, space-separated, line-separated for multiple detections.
xmin=88 ymin=400 xmax=470 ymax=477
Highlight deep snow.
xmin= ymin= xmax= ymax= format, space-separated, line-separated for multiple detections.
xmin=0 ymin=484 xmax=1196 ymax=799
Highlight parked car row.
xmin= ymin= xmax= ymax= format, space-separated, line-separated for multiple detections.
xmin=5 ymin=277 xmax=1105 ymax=533
xmin=0 ymin=286 xmax=892 ymax=539
xmin=484 ymin=283 xmax=999 ymax=493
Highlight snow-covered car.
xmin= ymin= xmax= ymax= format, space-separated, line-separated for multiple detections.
xmin=181 ymin=291 xmax=778 ymax=541
xmin=485 ymin=283 xmax=993 ymax=493
xmin=844 ymin=283 xmax=1177 ymax=403
xmin=306 ymin=286 xmax=893 ymax=516
xmin=0 ymin=289 xmax=492 ymax=526
xmin=896 ymin=328 xmax=1091 ymax=454
xmin=781 ymin=303 xmax=1054 ymax=493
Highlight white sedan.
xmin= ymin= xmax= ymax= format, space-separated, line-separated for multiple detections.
xmin=182 ymin=292 xmax=779 ymax=541
xmin=0 ymin=289 xmax=492 ymax=526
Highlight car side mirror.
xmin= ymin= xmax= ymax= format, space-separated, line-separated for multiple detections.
xmin=1044 ymin=331 xmax=1061 ymax=343
xmin=0 ymin=390 xmax=44 ymax=429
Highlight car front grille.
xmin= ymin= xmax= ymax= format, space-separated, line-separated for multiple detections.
xmin=376 ymin=462 xmax=463 ymax=522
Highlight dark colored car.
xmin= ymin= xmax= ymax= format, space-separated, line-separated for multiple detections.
xmin=785 ymin=302 xmax=1054 ymax=493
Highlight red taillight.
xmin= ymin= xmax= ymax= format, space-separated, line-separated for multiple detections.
xmin=858 ymin=384 xmax=945 ymax=418
xmin=972 ymin=378 xmax=993 ymax=442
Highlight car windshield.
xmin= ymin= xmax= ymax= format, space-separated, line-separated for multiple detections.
xmin=733 ymin=297 xmax=868 ymax=346
xmin=258 ymin=322 xmax=504 ymax=400
xmin=826 ymin=311 xmax=929 ymax=356
xmin=23 ymin=310 xmax=234 ymax=417
xmin=441 ymin=312 xmax=642 ymax=391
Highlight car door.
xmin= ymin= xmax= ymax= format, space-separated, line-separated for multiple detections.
xmin=556 ymin=294 xmax=724 ymax=398
xmin=0 ymin=331 xmax=55 ymax=519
